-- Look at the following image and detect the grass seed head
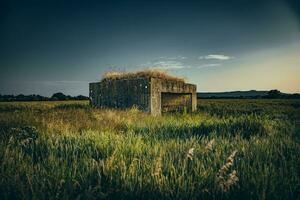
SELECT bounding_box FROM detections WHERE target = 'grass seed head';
[187,148,195,160]
[205,139,215,152]
[216,150,239,192]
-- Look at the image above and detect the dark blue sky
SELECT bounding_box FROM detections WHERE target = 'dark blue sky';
[1,0,300,95]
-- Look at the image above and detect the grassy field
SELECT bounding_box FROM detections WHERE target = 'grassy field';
[0,99,299,199]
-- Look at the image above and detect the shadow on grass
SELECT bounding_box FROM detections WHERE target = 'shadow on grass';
[122,116,271,140]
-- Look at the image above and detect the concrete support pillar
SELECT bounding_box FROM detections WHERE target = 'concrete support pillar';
[191,92,197,112]
[150,88,161,116]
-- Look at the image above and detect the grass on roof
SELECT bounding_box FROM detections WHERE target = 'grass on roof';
[102,69,186,82]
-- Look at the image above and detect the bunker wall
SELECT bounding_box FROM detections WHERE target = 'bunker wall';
[90,77,151,111]
[150,78,197,115]
[161,93,192,113]
[90,77,197,115]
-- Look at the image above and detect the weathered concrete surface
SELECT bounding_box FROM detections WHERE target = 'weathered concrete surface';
[150,78,197,115]
[89,77,197,115]
[161,93,192,113]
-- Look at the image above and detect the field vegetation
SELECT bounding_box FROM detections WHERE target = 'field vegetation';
[0,99,299,199]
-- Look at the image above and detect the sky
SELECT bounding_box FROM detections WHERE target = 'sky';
[0,0,300,96]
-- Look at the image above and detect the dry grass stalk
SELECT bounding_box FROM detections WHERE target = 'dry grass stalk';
[216,150,239,192]
[153,155,164,185]
[102,69,185,82]
[205,139,215,152]
[187,148,194,160]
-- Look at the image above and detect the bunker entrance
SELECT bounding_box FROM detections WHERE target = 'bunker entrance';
[161,92,192,113]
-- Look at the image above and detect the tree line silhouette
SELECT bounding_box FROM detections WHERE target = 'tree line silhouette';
[0,92,89,102]
[1,90,299,102]
[199,90,300,99]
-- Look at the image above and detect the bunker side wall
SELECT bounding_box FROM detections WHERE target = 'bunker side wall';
[150,78,197,115]
[161,93,192,113]
[89,78,151,112]
[89,82,99,106]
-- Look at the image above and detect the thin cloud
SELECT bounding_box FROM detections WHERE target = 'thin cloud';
[197,63,222,69]
[140,60,190,70]
[199,54,233,60]
[152,61,188,70]
[158,55,187,60]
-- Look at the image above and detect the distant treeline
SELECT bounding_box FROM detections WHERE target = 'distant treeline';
[1,89,300,102]
[0,92,89,102]
[198,90,300,99]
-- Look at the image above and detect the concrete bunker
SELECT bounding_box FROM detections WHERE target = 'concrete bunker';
[89,70,197,115]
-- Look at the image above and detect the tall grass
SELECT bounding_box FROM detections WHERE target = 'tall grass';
[0,100,299,199]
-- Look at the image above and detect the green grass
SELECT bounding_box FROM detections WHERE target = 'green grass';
[0,99,299,199]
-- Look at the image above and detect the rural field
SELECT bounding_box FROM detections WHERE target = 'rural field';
[0,99,299,199]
